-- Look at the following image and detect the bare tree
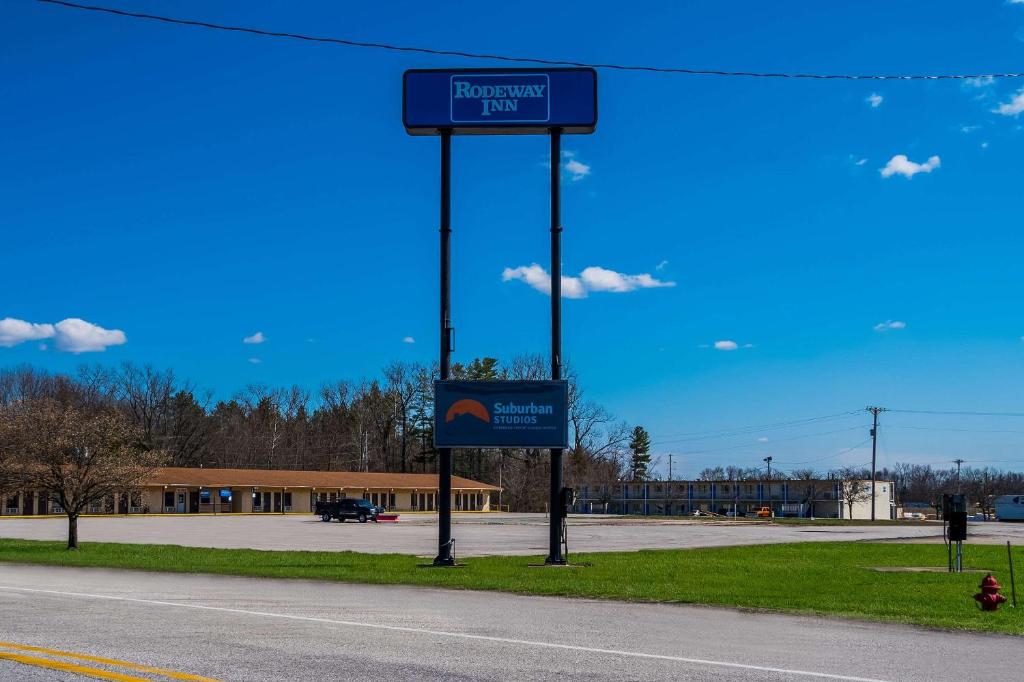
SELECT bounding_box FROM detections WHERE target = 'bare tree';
[0,399,165,549]
[837,466,872,519]
[790,468,819,517]
[384,362,419,473]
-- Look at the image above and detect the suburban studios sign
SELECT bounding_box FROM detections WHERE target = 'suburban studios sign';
[434,381,569,449]
[403,68,597,134]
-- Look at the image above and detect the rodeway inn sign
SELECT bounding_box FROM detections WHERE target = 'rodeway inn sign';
[434,381,569,449]
[404,68,597,134]
[408,66,594,565]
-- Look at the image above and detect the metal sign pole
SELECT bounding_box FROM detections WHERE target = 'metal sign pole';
[434,129,455,566]
[546,128,566,565]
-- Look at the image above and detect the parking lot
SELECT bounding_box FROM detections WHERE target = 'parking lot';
[3,513,1024,556]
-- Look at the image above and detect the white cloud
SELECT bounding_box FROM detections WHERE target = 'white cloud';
[993,88,1024,116]
[403,336,415,344]
[964,76,995,88]
[248,357,262,364]
[854,158,868,166]
[564,158,591,181]
[0,317,125,353]
[866,93,883,108]
[502,263,674,298]
[579,266,675,293]
[874,320,907,332]
[958,124,981,133]
[656,260,668,271]
[52,318,126,353]
[713,340,738,351]
[243,331,265,344]
[880,154,941,179]
[0,318,55,347]
[981,141,990,149]
[757,437,769,443]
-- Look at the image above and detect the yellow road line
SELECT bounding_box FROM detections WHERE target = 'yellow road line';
[0,651,151,681]
[0,642,222,682]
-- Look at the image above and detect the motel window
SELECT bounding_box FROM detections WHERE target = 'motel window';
[5,494,18,509]
[199,490,211,504]
[389,493,395,508]
[164,491,174,508]
[283,492,292,507]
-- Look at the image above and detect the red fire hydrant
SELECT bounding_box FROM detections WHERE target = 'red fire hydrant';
[974,574,1008,611]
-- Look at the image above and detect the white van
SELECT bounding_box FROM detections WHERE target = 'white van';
[994,495,1024,521]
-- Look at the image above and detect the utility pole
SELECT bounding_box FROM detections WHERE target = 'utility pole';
[866,406,886,521]
[954,458,965,494]
[763,456,772,480]
[668,453,674,481]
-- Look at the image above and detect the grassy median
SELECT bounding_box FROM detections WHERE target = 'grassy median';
[0,539,1021,635]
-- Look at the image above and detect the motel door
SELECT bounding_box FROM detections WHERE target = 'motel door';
[176,489,186,513]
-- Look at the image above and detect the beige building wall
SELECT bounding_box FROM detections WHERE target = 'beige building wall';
[2,485,493,515]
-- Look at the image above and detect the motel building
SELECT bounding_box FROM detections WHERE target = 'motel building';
[0,467,499,516]
[574,478,895,520]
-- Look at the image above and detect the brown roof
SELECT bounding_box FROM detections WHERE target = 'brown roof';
[145,467,499,491]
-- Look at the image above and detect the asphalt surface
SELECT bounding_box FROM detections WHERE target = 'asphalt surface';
[0,564,1019,681]
[3,513,1023,556]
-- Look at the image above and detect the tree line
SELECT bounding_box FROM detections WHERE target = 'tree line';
[0,359,629,514]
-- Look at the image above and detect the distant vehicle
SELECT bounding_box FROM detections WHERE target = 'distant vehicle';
[903,512,927,520]
[315,498,379,523]
[755,507,772,518]
[994,495,1024,521]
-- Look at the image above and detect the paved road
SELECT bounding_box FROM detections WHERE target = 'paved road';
[3,514,1022,556]
[0,564,1018,681]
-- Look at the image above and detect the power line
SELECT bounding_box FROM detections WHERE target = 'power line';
[887,425,1024,435]
[656,424,866,454]
[888,409,1024,417]
[773,438,872,467]
[652,411,862,444]
[32,0,1024,81]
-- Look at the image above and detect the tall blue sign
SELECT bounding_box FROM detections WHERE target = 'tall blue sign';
[404,68,597,135]
[434,380,569,448]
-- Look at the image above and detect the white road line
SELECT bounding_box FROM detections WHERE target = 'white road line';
[0,584,892,682]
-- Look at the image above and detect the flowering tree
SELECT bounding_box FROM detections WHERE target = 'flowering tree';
[0,399,164,549]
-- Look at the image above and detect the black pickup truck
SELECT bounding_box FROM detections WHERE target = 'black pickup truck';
[315,498,379,523]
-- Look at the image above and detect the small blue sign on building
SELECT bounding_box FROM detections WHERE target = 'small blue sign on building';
[434,380,569,448]
[404,68,597,135]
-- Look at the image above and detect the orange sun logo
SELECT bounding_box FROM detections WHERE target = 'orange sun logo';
[445,399,490,423]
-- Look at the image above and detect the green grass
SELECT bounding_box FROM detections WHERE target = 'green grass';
[1,539,1021,635]
[623,515,921,526]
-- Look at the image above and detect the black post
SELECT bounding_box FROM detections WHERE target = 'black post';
[434,129,455,566]
[869,407,879,521]
[546,128,566,565]
[1008,541,1018,608]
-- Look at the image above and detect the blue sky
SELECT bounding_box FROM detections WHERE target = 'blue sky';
[3,1,1024,476]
